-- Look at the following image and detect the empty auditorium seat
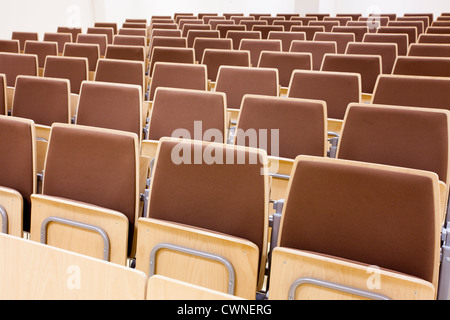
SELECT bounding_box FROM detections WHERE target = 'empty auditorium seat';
[267,31,306,51]
[290,26,325,40]
[309,21,340,32]
[313,32,355,53]
[94,22,118,35]
[252,25,284,40]
[113,35,147,47]
[363,33,409,55]
[418,34,450,44]
[0,40,20,54]
[226,30,261,49]
[427,27,450,35]
[408,43,450,57]
[331,26,369,42]
[192,37,231,63]
[57,27,82,43]
[187,30,220,48]
[77,33,108,57]
[201,48,250,84]
[43,32,72,54]
[87,27,114,44]
[23,41,58,73]
[238,39,282,66]
[63,42,100,75]
[289,40,337,70]
[346,42,398,74]
[377,26,417,45]
[148,47,195,76]
[11,32,38,52]
[392,56,450,77]
[388,21,424,35]
[105,44,146,63]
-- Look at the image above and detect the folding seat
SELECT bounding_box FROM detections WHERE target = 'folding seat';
[209,19,234,30]
[0,40,20,54]
[150,23,178,30]
[23,41,58,75]
[193,38,232,64]
[331,26,368,42]
[234,95,327,209]
[337,103,450,225]
[174,14,195,24]
[359,16,390,28]
[122,22,148,31]
[388,21,424,35]
[363,32,409,55]
[433,21,450,27]
[148,47,195,76]
[11,75,70,177]
[148,62,207,102]
[321,53,382,97]
[370,13,397,21]
[149,36,187,57]
[408,43,450,57]
[135,137,269,299]
[426,27,450,35]
[290,25,325,40]
[215,66,279,126]
[267,31,305,52]
[272,21,303,31]
[238,39,281,67]
[0,115,36,236]
[240,20,268,31]
[43,32,72,54]
[223,13,244,19]
[277,14,300,20]
[0,53,38,113]
[187,30,220,48]
[87,27,114,44]
[252,25,284,40]
[289,40,336,70]
[29,123,143,265]
[268,155,440,300]
[371,75,450,111]
[226,30,261,50]
[113,35,147,47]
[181,24,211,38]
[404,13,433,25]
[119,27,148,40]
[217,25,246,38]
[258,51,312,92]
[57,27,82,43]
[63,43,100,77]
[346,42,397,74]
[0,233,148,300]
[305,14,331,21]
[347,21,379,33]
[309,21,340,32]
[201,48,250,86]
[105,44,146,64]
[11,31,38,52]
[336,14,362,21]
[76,81,143,140]
[43,56,89,119]
[323,16,352,26]
[392,56,450,78]
[398,16,430,30]
[199,13,218,20]
[94,22,118,35]
[418,34,450,44]
[178,19,203,32]
[287,70,361,136]
[77,33,108,57]
[231,16,255,25]
[249,13,271,20]
[377,26,418,45]
[260,16,286,25]
[313,32,355,54]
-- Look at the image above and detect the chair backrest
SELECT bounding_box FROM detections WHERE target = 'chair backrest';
[408,43,450,57]
[43,33,72,54]
[324,16,352,26]
[94,22,118,35]
[113,35,147,47]
[388,21,424,35]
[252,25,284,40]
[418,34,450,44]
[193,38,232,63]
[76,81,142,139]
[201,48,250,82]
[313,32,355,54]
[187,30,220,48]
[398,16,430,29]
[288,70,361,120]
[392,56,450,77]
[23,41,58,69]
[95,59,145,96]
[63,43,100,72]
[87,27,114,44]
[290,26,325,40]
[149,47,195,75]
[216,25,246,38]
[12,76,70,126]
[278,155,440,289]
[267,31,306,51]
[258,51,312,88]
[148,62,207,101]
[0,115,36,231]
[11,32,38,51]
[289,40,336,70]
[235,95,327,159]
[57,27,82,43]
[43,56,89,95]
[363,33,409,55]
[149,29,182,39]
[338,103,450,187]
[77,33,108,56]
[309,21,340,32]
[181,24,211,38]
[321,53,382,94]
[42,123,139,254]
[105,45,146,63]
[377,26,417,45]
[0,53,38,87]
[0,74,5,115]
[427,27,450,34]
[347,21,380,33]
[226,30,261,50]
[306,13,331,21]
[346,42,398,74]
[331,26,369,42]
[149,36,187,55]
[372,74,450,111]
[0,40,20,54]
[147,87,226,142]
[215,66,279,110]
[238,39,282,66]
[119,28,148,39]
[273,20,303,31]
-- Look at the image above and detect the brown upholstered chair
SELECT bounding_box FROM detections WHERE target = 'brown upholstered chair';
[23,41,58,73]
[63,42,100,75]
[0,115,36,235]
[288,70,361,135]
[418,34,450,44]
[337,103,450,224]
[363,33,409,55]
[426,27,450,35]
[388,21,424,35]
[432,21,450,27]
[331,26,369,42]
[392,56,450,77]
[399,16,430,30]
[408,43,450,57]
[309,20,340,32]
[87,27,114,44]
[371,74,450,111]
[290,26,325,40]
[181,24,211,38]
[187,30,220,48]
[324,16,352,26]
[77,33,108,57]
[43,33,72,54]
[290,16,318,25]
[0,40,20,54]
[217,25,246,38]
[269,155,441,300]
[179,19,203,33]
[201,48,250,84]
[148,37,187,58]
[76,81,143,140]
[11,32,38,52]
[289,40,336,70]
[113,35,147,47]
[347,21,380,33]
[122,22,147,30]
[193,38,232,63]
[30,123,141,264]
[135,137,269,299]
[377,26,417,45]
[258,51,312,90]
[277,13,301,20]
[313,32,355,54]
[321,53,382,95]
[346,42,398,74]
[272,20,303,31]
[0,74,6,115]
[241,20,268,31]
[267,31,306,52]
[149,28,181,40]
[119,27,148,40]
[226,30,261,50]
[105,45,146,63]
[252,25,284,40]
[336,14,362,21]
[94,22,118,35]
[209,19,234,30]
[148,46,195,76]
[57,27,82,43]
[238,39,281,66]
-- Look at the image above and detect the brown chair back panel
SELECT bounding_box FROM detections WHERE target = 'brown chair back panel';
[0,40,20,54]
[63,43,100,72]
[95,59,145,91]
[105,45,146,62]
[363,33,409,55]
[289,40,336,70]
[24,41,58,68]
[77,34,108,56]
[11,32,38,51]
[346,42,398,74]
[149,47,195,75]
[314,31,355,53]
[418,34,450,44]
[43,56,88,94]
[408,43,450,57]
[0,53,38,87]
[239,39,282,66]
[392,56,450,78]
[193,38,232,63]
